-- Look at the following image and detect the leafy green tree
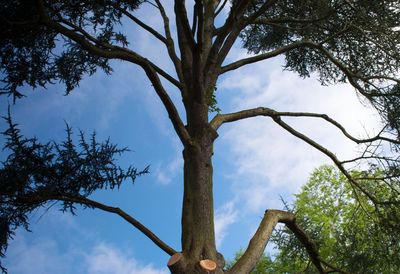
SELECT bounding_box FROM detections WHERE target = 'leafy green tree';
[1,1,400,273]
[272,165,400,273]
[228,166,400,273]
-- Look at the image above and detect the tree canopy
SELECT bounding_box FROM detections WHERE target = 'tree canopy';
[228,165,400,273]
[1,1,400,273]
[273,165,400,273]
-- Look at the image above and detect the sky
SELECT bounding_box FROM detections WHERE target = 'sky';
[1,2,383,274]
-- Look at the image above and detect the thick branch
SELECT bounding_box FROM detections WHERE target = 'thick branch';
[227,210,325,274]
[174,0,195,48]
[214,0,228,18]
[51,194,177,256]
[174,0,195,85]
[141,62,192,146]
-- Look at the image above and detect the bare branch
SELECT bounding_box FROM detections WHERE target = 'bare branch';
[271,116,378,203]
[210,107,400,145]
[210,106,388,203]
[50,194,177,256]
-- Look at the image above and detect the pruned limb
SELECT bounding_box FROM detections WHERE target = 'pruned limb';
[168,253,187,273]
[167,253,217,274]
[227,210,326,274]
[210,106,399,144]
[51,194,177,256]
[199,259,217,272]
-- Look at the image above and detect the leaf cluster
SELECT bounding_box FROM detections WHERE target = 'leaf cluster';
[0,0,143,100]
[0,112,148,273]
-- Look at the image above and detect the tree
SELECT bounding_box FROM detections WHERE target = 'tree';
[1,1,400,273]
[273,165,400,273]
[227,165,400,274]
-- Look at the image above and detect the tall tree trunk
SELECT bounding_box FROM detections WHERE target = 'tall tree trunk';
[168,100,224,273]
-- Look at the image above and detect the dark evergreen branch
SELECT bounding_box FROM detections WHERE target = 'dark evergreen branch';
[37,0,182,89]
[0,113,149,272]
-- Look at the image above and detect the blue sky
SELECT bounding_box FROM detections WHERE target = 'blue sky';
[1,2,382,274]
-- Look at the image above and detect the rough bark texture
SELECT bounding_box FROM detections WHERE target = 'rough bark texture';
[179,99,222,273]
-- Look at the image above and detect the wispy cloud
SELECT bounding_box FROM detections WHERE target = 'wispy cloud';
[85,243,168,274]
[154,156,183,185]
[214,202,238,248]
[5,234,83,274]
[6,233,167,274]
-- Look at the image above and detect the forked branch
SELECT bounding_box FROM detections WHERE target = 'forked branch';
[227,209,348,274]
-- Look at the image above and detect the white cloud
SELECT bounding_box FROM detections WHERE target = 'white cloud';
[5,234,83,274]
[85,243,168,274]
[6,235,167,274]
[214,202,238,248]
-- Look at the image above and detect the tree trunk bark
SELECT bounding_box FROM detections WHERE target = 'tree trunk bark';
[171,101,223,273]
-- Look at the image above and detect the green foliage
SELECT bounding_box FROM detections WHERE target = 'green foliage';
[226,251,276,274]
[0,0,143,100]
[229,166,400,273]
[207,85,221,113]
[0,111,148,273]
[272,165,400,273]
